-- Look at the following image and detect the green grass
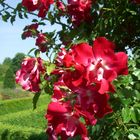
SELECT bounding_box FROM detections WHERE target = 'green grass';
[0,88,32,100]
[0,89,51,139]
[0,122,48,140]
[0,105,47,129]
[0,80,34,100]
[0,94,51,115]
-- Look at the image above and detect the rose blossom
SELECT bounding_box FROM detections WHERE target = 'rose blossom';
[36,33,47,52]
[55,37,128,94]
[46,101,89,140]
[22,0,54,18]
[56,0,66,11]
[67,0,93,25]
[16,57,45,92]
[22,23,39,39]
[45,37,128,139]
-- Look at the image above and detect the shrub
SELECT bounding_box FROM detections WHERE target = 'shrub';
[3,68,15,89]
[11,53,25,74]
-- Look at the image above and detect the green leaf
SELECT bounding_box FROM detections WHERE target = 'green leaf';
[129,128,140,139]
[48,12,55,25]
[16,3,22,11]
[2,15,8,22]
[24,12,28,18]
[10,15,16,24]
[128,134,136,140]
[2,14,10,22]
[18,12,23,19]
[46,63,56,75]
[126,9,137,15]
[32,19,38,22]
[38,22,46,26]
[34,49,40,57]
[133,69,140,80]
[122,107,131,123]
[32,92,41,110]
[73,39,87,45]
[27,48,36,55]
[44,82,53,95]
[130,107,137,123]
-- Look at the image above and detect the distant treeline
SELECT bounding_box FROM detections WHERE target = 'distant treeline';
[0,53,25,89]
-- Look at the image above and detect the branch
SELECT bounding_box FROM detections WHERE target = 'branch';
[2,2,71,29]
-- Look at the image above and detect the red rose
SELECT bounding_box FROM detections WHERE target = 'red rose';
[22,0,54,18]
[55,37,128,94]
[36,33,47,52]
[67,0,92,25]
[22,0,39,11]
[16,57,45,92]
[46,101,89,140]
[56,0,66,11]
[22,23,39,39]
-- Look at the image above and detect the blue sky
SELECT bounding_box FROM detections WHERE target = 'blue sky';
[0,19,35,63]
[0,1,35,63]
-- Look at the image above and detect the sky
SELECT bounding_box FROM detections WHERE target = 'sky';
[0,1,35,63]
[0,19,35,63]
[0,1,61,64]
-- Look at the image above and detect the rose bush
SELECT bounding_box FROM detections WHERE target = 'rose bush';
[43,37,128,139]
[0,0,140,139]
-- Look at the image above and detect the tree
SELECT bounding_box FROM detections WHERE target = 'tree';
[0,57,12,81]
[2,57,12,66]
[11,53,25,74]
[0,64,7,81]
[3,68,15,89]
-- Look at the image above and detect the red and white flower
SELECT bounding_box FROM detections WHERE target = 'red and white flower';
[46,101,89,140]
[22,0,54,18]
[16,57,45,92]
[67,0,93,25]
[22,23,39,39]
[36,33,47,52]
[55,37,128,94]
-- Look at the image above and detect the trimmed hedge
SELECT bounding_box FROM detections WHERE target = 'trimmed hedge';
[0,105,47,129]
[0,122,48,140]
[0,94,50,139]
[0,94,50,115]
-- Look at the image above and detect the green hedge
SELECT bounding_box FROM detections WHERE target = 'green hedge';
[0,122,48,140]
[0,105,47,129]
[0,94,50,115]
